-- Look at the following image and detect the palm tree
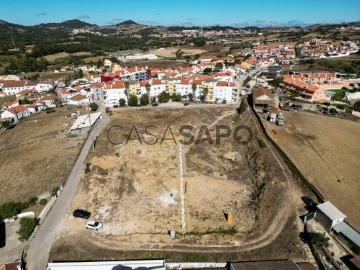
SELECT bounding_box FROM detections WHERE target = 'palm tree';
[145,83,151,98]
[192,83,197,100]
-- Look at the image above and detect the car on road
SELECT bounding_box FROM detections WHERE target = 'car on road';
[73,209,91,219]
[86,220,103,230]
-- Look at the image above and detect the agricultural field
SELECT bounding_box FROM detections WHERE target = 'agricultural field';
[150,47,207,58]
[50,106,308,262]
[0,107,87,204]
[267,111,360,231]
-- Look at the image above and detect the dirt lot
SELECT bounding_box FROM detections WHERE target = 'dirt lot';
[150,47,207,58]
[0,107,86,204]
[267,111,360,230]
[50,105,307,261]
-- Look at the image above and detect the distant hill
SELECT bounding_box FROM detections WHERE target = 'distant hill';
[115,20,138,26]
[37,19,96,29]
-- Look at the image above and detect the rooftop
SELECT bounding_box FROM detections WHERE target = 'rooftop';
[316,201,347,221]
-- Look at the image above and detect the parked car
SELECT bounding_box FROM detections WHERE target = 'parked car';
[152,103,158,106]
[73,209,91,219]
[86,220,103,230]
[301,196,317,210]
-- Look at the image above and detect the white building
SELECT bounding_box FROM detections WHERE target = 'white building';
[103,81,128,106]
[211,81,238,103]
[315,201,347,232]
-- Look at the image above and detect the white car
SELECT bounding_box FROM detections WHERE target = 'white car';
[85,220,103,230]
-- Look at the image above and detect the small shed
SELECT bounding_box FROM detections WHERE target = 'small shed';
[333,222,360,253]
[315,201,346,232]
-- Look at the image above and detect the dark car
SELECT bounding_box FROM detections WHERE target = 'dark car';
[152,103,158,106]
[73,209,91,219]
[301,196,317,209]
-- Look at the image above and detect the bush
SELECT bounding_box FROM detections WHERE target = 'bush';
[258,139,267,148]
[113,104,119,108]
[17,217,36,241]
[128,94,138,106]
[89,102,99,111]
[119,98,126,107]
[39,199,48,206]
[27,197,38,206]
[158,91,171,103]
[140,93,150,106]
[0,201,26,220]
[309,232,330,249]
[50,186,59,197]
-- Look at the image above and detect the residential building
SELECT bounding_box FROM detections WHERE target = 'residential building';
[315,201,346,232]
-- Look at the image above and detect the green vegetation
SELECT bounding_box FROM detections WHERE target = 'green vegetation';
[203,67,213,75]
[89,102,99,111]
[309,232,330,249]
[0,202,25,220]
[140,94,150,106]
[1,120,12,129]
[354,100,360,112]
[269,76,283,87]
[119,98,126,107]
[85,162,91,174]
[17,217,36,241]
[328,89,347,102]
[171,93,182,102]
[128,94,138,106]
[39,198,48,206]
[50,186,60,197]
[258,139,267,148]
[158,91,171,103]
[237,101,247,114]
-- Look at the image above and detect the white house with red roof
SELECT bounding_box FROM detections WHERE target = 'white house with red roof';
[103,81,128,106]
[212,81,238,103]
[68,94,90,106]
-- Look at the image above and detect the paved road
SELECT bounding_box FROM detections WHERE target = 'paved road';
[25,104,110,270]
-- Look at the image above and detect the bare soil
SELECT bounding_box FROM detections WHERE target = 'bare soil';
[50,106,307,261]
[0,107,86,204]
[267,111,360,231]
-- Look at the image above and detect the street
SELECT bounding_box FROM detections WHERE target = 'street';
[25,104,110,270]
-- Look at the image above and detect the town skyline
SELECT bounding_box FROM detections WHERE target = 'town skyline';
[0,0,359,27]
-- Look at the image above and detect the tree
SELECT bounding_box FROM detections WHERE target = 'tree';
[145,83,151,97]
[175,49,184,59]
[119,98,126,107]
[128,94,138,106]
[192,83,197,98]
[1,120,12,129]
[158,91,171,103]
[140,93,150,106]
[17,217,36,241]
[309,232,330,249]
[203,68,213,75]
[194,54,201,60]
[187,93,193,101]
[89,102,99,111]
[215,62,223,70]
[171,93,182,102]
[0,201,25,220]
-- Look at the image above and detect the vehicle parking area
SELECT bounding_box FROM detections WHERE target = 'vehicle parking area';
[50,107,306,261]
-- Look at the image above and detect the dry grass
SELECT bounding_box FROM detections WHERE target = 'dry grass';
[42,52,69,61]
[0,107,87,204]
[50,107,306,261]
[267,111,360,231]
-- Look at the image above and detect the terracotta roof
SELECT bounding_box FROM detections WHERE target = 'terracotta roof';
[70,94,87,101]
[0,263,20,270]
[13,105,28,112]
[253,88,274,99]
[1,80,26,88]
[104,81,125,89]
[216,81,229,87]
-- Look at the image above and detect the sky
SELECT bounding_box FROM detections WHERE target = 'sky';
[0,0,359,27]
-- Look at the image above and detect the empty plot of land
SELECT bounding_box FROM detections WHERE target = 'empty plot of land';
[50,106,306,261]
[0,107,86,204]
[267,111,360,230]
[150,47,207,58]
